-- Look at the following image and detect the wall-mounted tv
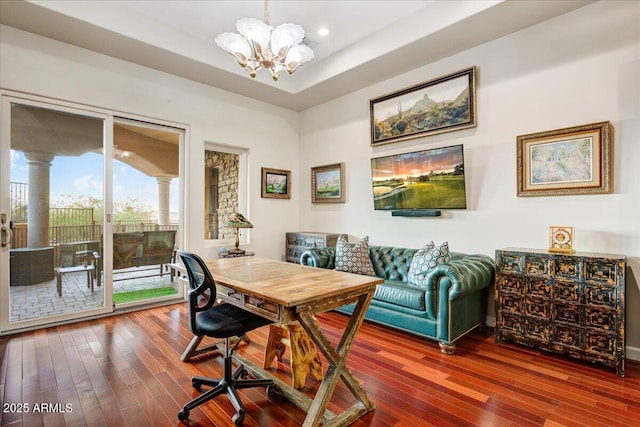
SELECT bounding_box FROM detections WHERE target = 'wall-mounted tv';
[371,144,466,211]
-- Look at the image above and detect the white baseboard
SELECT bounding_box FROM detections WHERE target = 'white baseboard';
[626,345,640,362]
[484,316,640,362]
[486,315,496,327]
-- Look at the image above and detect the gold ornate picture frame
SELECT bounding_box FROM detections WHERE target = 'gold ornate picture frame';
[311,162,345,203]
[517,121,612,197]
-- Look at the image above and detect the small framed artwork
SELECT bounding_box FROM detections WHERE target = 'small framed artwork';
[261,167,291,199]
[549,226,574,254]
[517,121,612,197]
[370,66,476,146]
[311,162,345,203]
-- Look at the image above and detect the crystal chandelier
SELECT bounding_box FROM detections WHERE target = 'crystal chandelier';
[215,0,314,81]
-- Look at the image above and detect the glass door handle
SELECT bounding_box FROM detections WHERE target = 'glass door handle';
[1,213,11,248]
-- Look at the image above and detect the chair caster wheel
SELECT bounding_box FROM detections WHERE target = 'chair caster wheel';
[240,369,249,379]
[232,410,245,426]
[177,408,189,422]
[266,384,277,397]
[192,379,202,391]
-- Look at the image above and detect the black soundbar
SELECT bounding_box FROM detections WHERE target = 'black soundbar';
[391,210,441,217]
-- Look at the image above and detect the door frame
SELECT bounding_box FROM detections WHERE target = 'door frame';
[0,92,114,332]
[0,90,188,334]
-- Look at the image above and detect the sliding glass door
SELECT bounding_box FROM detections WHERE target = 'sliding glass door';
[0,96,113,331]
[110,118,181,307]
[0,95,184,332]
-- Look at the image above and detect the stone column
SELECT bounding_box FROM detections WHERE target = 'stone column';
[24,151,54,248]
[157,176,172,226]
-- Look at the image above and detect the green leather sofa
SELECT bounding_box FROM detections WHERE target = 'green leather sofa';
[300,246,495,353]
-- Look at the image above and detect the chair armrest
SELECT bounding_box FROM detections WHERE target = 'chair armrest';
[300,247,336,269]
[426,254,495,301]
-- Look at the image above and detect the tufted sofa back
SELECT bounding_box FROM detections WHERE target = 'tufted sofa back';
[300,244,468,284]
[369,246,418,281]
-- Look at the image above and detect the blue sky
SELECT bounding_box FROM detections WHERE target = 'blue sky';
[10,150,179,215]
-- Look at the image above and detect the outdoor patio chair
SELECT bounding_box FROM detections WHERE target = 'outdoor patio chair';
[112,232,144,269]
[58,240,101,287]
[141,230,176,275]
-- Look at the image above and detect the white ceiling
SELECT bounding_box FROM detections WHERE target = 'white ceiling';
[0,0,594,111]
[115,0,435,64]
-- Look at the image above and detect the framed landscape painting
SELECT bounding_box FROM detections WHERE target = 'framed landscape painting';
[261,167,291,199]
[311,163,345,203]
[370,66,476,146]
[517,121,612,197]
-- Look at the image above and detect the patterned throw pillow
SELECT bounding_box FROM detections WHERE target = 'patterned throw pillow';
[407,241,450,287]
[335,235,376,276]
[407,241,435,284]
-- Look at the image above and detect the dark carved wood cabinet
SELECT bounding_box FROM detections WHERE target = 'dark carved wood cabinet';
[285,232,342,264]
[495,248,626,376]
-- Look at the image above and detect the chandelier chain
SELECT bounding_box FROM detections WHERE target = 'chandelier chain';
[264,0,270,26]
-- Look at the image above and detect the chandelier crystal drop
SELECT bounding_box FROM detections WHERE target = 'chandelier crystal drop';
[215,0,314,81]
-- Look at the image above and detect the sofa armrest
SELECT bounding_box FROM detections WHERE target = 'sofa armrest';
[426,254,495,301]
[300,247,336,268]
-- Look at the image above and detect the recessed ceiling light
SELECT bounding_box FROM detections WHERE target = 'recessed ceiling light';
[317,27,329,36]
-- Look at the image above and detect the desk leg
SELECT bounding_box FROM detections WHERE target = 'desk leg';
[264,323,323,390]
[297,292,375,427]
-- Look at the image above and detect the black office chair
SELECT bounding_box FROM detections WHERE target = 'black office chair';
[176,250,274,425]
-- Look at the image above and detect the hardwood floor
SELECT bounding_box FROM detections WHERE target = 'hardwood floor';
[1,303,638,427]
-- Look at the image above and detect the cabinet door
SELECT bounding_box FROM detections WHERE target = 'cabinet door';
[552,323,582,349]
[584,259,620,285]
[497,273,524,294]
[584,329,617,357]
[525,317,551,341]
[553,257,582,281]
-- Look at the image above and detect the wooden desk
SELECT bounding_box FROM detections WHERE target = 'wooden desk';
[205,256,382,427]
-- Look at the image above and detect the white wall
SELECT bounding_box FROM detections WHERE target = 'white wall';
[0,25,300,262]
[299,1,640,352]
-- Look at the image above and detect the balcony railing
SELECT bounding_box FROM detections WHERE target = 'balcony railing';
[11,221,179,248]
[10,222,179,267]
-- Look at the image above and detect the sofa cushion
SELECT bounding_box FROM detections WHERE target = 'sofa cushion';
[335,235,376,276]
[407,241,451,287]
[369,246,417,281]
[373,280,426,311]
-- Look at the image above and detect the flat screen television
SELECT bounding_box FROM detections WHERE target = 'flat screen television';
[371,144,466,211]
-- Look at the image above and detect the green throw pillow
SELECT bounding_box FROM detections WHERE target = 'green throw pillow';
[335,235,376,276]
[407,241,450,287]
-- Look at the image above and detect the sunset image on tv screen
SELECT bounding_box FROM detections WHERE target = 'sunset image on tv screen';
[371,144,466,210]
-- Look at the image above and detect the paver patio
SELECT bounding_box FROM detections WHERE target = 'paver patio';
[9,265,181,322]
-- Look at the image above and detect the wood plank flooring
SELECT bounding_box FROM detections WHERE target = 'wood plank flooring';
[1,303,639,427]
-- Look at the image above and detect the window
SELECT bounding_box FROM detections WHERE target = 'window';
[204,144,248,242]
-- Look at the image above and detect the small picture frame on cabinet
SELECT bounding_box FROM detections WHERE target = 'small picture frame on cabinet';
[548,226,574,254]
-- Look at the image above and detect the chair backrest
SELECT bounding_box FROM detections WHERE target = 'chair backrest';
[112,232,144,269]
[176,250,217,335]
[58,240,101,267]
[142,230,177,264]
